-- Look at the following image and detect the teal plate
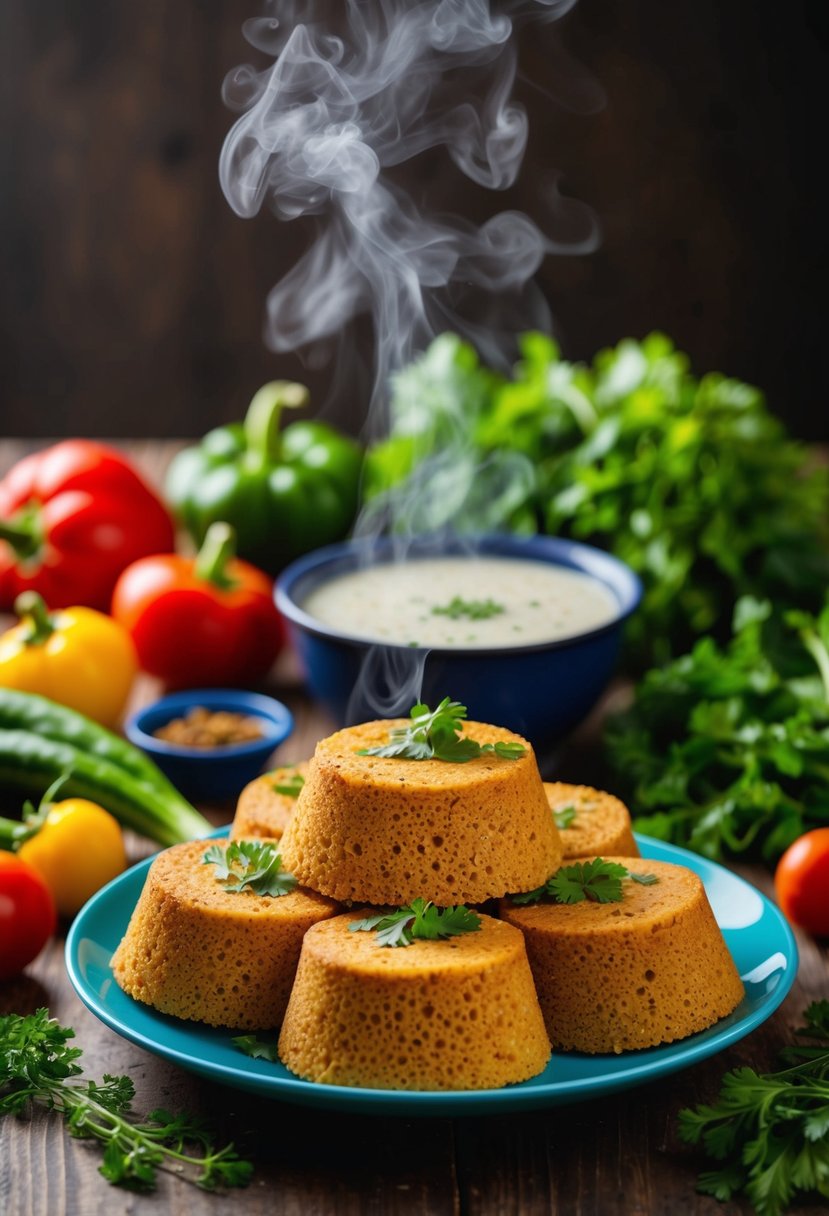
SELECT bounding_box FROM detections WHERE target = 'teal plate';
[65,833,797,1115]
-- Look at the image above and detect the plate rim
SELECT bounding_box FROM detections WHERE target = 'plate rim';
[65,832,798,1114]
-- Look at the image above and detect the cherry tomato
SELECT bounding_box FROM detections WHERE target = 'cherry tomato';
[0,851,57,980]
[774,828,829,938]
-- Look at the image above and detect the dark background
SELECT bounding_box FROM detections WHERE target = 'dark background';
[0,0,826,440]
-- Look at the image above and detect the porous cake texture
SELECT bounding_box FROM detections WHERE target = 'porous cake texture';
[500,857,744,1054]
[230,762,310,842]
[545,783,639,859]
[279,720,562,905]
[111,840,339,1030]
[278,912,551,1089]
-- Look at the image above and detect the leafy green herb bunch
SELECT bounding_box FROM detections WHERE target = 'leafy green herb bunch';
[605,597,829,862]
[364,332,829,667]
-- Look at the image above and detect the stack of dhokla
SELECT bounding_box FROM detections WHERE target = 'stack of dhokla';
[276,719,558,1088]
[112,715,745,1089]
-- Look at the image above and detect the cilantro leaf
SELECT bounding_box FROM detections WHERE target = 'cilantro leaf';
[0,1010,253,1192]
[273,771,305,798]
[548,859,629,904]
[553,804,577,830]
[349,898,482,947]
[203,840,297,898]
[511,860,658,906]
[232,1035,281,1062]
[357,698,526,763]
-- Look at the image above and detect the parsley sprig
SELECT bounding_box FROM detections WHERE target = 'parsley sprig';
[357,698,526,763]
[349,898,482,947]
[431,596,505,621]
[679,1001,829,1216]
[203,840,297,897]
[0,1010,252,1192]
[512,858,658,905]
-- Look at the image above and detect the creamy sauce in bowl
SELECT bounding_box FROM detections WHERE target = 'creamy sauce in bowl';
[300,556,619,649]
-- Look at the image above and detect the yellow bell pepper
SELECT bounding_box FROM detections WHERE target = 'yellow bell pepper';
[17,798,127,918]
[0,591,137,727]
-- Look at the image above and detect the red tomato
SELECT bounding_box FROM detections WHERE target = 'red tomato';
[111,523,283,688]
[0,851,57,980]
[774,828,829,938]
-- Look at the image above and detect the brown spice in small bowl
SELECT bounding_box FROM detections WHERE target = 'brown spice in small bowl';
[153,706,265,749]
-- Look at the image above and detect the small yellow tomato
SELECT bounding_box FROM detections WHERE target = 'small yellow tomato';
[18,799,127,917]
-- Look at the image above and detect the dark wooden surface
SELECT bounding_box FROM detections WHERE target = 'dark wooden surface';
[0,1,827,441]
[1,441,827,1216]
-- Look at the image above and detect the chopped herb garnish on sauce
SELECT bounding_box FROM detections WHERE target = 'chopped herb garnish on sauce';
[203,841,297,898]
[511,859,658,906]
[357,697,526,763]
[349,898,482,947]
[431,596,505,621]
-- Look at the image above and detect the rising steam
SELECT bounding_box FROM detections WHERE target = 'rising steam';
[221,0,599,719]
[220,0,598,429]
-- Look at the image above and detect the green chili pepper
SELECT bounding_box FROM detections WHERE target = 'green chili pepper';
[0,690,211,846]
[165,382,363,574]
[0,688,178,795]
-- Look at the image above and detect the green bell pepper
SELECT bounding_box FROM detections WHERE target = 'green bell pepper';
[165,382,363,574]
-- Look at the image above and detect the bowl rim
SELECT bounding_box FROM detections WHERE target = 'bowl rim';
[124,688,294,761]
[275,533,643,657]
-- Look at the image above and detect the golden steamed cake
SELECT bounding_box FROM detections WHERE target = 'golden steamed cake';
[278,912,551,1089]
[500,857,744,1054]
[111,840,339,1030]
[545,783,639,859]
[279,719,562,906]
[230,762,310,842]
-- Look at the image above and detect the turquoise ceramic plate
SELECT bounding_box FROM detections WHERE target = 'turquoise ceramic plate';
[66,834,797,1115]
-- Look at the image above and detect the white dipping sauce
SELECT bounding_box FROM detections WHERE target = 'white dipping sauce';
[301,556,618,649]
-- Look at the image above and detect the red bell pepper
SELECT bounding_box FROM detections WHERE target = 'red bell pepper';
[0,441,175,612]
[111,523,284,687]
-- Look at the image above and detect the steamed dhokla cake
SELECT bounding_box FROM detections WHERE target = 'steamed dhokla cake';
[545,783,639,859]
[230,762,310,842]
[500,858,744,1054]
[111,840,339,1030]
[279,720,562,905]
[278,912,551,1089]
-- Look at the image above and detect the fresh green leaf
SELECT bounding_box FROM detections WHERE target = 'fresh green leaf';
[203,840,297,898]
[0,1010,253,1192]
[272,772,305,798]
[357,698,526,763]
[232,1035,281,1062]
[510,859,658,905]
[349,897,481,947]
[678,1002,829,1216]
[606,599,829,862]
[552,804,576,830]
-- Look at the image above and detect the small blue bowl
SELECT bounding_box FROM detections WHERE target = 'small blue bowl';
[276,534,641,759]
[124,689,294,804]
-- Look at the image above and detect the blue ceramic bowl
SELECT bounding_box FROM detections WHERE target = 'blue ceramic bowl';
[275,534,641,758]
[124,689,294,804]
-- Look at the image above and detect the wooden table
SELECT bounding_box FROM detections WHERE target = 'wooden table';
[0,440,826,1216]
